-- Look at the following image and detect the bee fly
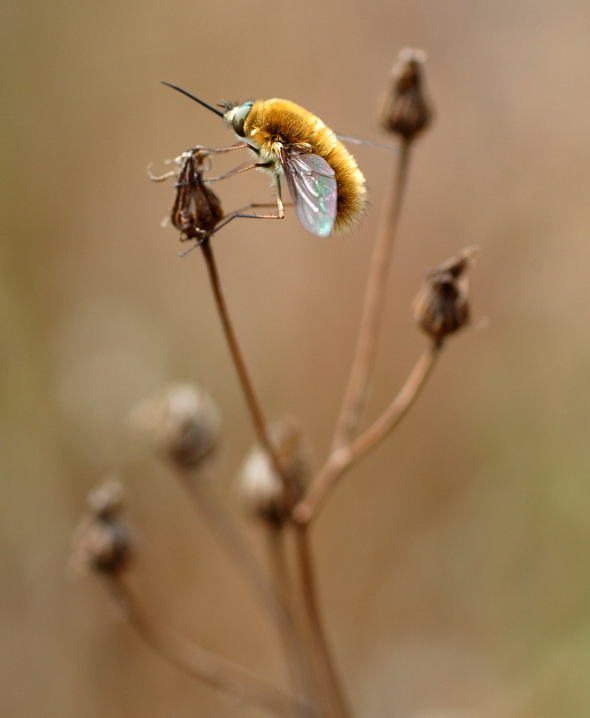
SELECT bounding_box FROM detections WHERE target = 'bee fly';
[162,82,367,238]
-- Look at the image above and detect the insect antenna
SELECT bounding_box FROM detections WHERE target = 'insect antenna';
[161,82,225,118]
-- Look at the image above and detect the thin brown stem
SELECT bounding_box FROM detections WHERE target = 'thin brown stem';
[174,465,289,632]
[200,240,291,498]
[347,340,441,462]
[105,574,310,718]
[332,138,412,450]
[266,525,319,714]
[294,341,441,524]
[200,240,347,716]
[177,470,317,717]
[294,524,352,718]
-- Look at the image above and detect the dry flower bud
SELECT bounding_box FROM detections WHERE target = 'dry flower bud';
[129,384,221,469]
[379,48,433,140]
[70,479,133,577]
[238,418,311,525]
[171,150,224,241]
[413,246,480,342]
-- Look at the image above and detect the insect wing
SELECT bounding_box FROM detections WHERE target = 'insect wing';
[282,151,337,237]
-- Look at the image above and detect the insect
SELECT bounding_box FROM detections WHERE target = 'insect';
[162,82,367,238]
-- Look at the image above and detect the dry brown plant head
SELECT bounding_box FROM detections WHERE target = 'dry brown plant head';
[413,246,480,342]
[70,479,134,577]
[171,150,224,241]
[238,418,311,526]
[379,48,433,140]
[129,384,221,470]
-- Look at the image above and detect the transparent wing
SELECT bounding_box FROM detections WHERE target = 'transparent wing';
[336,133,399,154]
[281,150,337,238]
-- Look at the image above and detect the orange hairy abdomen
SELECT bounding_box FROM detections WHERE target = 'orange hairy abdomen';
[243,99,367,232]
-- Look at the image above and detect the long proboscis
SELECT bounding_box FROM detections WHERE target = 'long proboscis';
[161,81,225,118]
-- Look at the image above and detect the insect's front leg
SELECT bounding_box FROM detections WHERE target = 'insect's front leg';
[185,142,249,154]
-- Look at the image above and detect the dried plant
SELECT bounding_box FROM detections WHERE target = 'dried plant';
[72,48,480,717]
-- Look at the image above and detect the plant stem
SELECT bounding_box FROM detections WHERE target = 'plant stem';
[200,240,291,497]
[346,340,441,461]
[294,524,352,718]
[266,525,319,714]
[176,466,317,717]
[174,465,289,633]
[105,575,310,718]
[200,240,348,716]
[332,138,412,450]
[294,341,441,524]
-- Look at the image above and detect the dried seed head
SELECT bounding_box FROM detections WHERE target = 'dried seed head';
[129,384,221,469]
[413,246,480,343]
[87,478,125,519]
[171,150,224,241]
[238,418,311,526]
[379,48,433,141]
[70,478,133,577]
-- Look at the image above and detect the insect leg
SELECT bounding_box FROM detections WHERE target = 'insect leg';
[185,142,249,154]
[178,202,291,257]
[201,161,261,183]
[275,176,285,219]
[211,202,287,229]
[202,160,275,184]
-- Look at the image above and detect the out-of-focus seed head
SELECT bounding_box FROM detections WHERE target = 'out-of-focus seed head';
[129,384,221,469]
[238,418,311,526]
[413,246,480,343]
[87,478,125,520]
[379,48,433,141]
[70,478,133,577]
[171,150,224,241]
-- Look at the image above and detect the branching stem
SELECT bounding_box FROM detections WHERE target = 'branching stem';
[295,138,415,524]
[346,340,441,461]
[200,239,351,717]
[294,341,441,524]
[105,575,310,718]
[332,138,412,450]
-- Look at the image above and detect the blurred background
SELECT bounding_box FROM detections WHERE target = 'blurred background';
[2,0,590,716]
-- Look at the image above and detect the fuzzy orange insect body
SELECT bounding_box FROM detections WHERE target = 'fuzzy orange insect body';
[161,83,367,237]
[233,99,367,234]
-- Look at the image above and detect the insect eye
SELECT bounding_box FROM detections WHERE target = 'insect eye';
[230,102,253,137]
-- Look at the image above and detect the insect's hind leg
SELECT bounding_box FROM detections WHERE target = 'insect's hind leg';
[179,201,293,258]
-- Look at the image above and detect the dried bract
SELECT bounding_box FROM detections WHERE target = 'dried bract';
[171,150,224,241]
[379,48,433,141]
[130,384,221,469]
[238,418,311,525]
[413,246,480,343]
[70,479,133,577]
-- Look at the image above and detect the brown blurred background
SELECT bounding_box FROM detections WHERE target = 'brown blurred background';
[2,0,590,716]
